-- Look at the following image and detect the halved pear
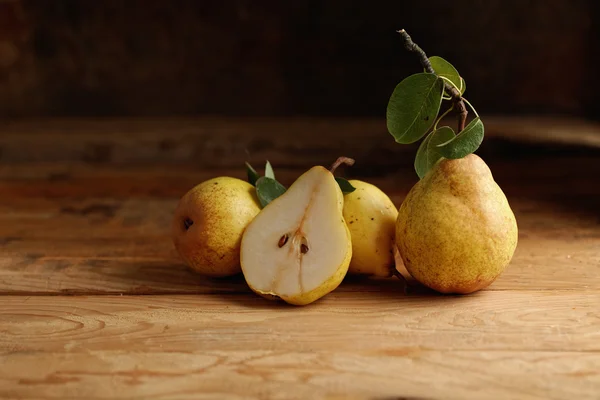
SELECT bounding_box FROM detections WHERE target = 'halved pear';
[240,166,352,305]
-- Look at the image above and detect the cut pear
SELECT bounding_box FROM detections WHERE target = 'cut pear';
[240,166,352,305]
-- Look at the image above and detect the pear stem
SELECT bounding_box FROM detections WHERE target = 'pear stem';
[397,29,468,133]
[329,157,355,174]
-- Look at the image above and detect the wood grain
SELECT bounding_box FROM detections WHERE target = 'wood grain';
[1,294,599,400]
[0,234,598,295]
[2,350,598,400]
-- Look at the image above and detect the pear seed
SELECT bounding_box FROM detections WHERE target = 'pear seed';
[300,243,309,254]
[278,234,289,248]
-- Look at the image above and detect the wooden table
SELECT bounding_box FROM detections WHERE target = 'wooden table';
[1,119,599,399]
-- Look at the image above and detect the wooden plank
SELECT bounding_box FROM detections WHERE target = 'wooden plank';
[484,115,600,148]
[0,156,598,235]
[1,292,598,352]
[1,117,599,166]
[2,195,598,239]
[0,235,598,295]
[0,293,599,399]
[0,198,178,239]
[1,153,599,204]
[0,118,398,167]
[0,155,598,188]
[0,255,248,295]
[1,350,598,400]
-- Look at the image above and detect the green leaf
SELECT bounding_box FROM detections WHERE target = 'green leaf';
[437,117,484,159]
[255,177,286,208]
[414,126,456,179]
[335,177,356,194]
[460,77,466,95]
[246,162,260,186]
[429,56,462,94]
[265,160,275,180]
[387,73,444,144]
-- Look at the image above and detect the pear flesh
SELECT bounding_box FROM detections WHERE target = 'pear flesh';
[172,177,261,277]
[343,180,398,277]
[241,166,352,305]
[396,154,518,294]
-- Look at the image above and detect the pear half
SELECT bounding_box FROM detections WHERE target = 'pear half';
[241,166,352,305]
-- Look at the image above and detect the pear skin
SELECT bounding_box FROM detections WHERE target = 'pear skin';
[172,177,261,277]
[396,154,518,294]
[241,166,352,305]
[343,180,398,277]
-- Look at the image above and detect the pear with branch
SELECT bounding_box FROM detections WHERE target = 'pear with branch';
[388,30,518,294]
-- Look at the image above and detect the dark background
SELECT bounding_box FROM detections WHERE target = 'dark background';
[1,0,598,119]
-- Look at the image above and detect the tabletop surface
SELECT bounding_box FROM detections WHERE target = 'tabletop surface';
[0,119,599,400]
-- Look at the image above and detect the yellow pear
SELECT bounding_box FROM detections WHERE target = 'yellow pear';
[343,180,398,276]
[172,177,261,277]
[396,154,518,294]
[240,166,352,305]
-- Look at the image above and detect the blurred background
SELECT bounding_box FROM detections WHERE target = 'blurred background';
[1,0,598,118]
[0,0,599,171]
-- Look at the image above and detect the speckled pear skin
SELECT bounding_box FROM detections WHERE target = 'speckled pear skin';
[343,180,398,277]
[396,154,518,294]
[172,177,261,277]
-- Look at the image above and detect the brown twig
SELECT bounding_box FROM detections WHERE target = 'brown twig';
[397,29,468,133]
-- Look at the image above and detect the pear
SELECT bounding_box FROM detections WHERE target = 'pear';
[240,166,352,305]
[396,154,518,294]
[172,177,261,277]
[343,180,398,276]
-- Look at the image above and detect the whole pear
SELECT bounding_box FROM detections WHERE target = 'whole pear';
[343,180,398,277]
[396,154,518,294]
[172,177,261,277]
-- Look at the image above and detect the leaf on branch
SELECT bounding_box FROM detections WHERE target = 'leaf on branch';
[414,126,456,179]
[436,117,484,159]
[386,73,444,144]
[429,56,462,94]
